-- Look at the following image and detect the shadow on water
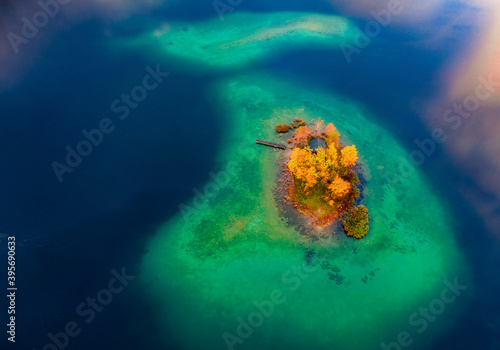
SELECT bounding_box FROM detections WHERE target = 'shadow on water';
[18,185,212,350]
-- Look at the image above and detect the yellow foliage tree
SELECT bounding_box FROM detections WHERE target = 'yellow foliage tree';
[340,145,358,168]
[288,147,310,181]
[326,145,338,168]
[288,147,318,191]
[315,147,331,184]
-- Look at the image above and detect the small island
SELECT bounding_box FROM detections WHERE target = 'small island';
[279,118,370,239]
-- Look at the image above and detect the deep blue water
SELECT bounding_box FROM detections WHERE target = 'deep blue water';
[0,1,499,349]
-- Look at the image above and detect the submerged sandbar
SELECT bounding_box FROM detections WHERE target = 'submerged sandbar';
[121,12,359,70]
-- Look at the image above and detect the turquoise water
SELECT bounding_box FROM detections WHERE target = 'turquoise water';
[4,2,499,350]
[139,68,470,349]
[121,11,359,72]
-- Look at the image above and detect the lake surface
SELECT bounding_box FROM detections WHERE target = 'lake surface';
[0,1,498,350]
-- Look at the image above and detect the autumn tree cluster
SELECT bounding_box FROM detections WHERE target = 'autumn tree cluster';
[285,119,369,238]
[288,122,358,204]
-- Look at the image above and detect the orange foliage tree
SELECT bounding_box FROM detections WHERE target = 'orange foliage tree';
[294,126,311,148]
[340,145,358,168]
[325,123,336,135]
[328,175,351,198]
[325,123,340,144]
[288,147,317,191]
